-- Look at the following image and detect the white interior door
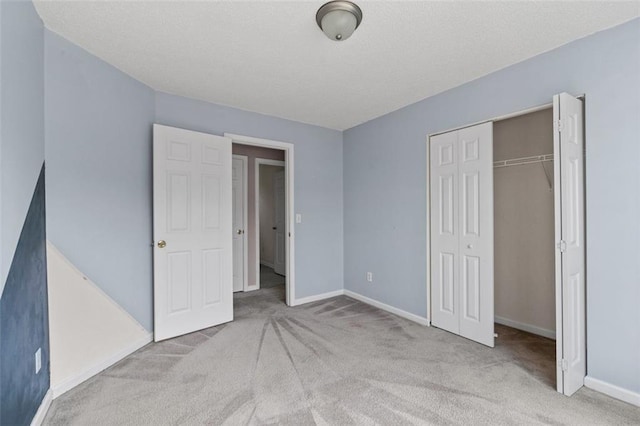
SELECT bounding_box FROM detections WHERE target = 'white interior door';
[273,169,286,276]
[232,155,247,292]
[430,130,460,335]
[430,122,494,347]
[554,93,586,396]
[153,124,233,342]
[457,123,494,348]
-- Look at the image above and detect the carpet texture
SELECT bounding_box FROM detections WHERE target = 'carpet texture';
[259,265,285,289]
[44,287,639,425]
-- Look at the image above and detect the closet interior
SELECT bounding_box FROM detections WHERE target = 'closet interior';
[493,107,556,387]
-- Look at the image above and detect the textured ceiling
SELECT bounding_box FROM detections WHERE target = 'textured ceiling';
[34,1,639,130]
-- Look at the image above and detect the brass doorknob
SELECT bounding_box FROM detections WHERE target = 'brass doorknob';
[157,240,166,248]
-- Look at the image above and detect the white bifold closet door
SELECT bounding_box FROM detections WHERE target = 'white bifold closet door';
[430,122,494,347]
[554,93,586,396]
[153,124,233,342]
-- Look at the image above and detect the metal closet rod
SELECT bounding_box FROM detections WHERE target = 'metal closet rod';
[493,153,554,168]
[493,154,554,191]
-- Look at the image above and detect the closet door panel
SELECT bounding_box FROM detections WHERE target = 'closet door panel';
[462,172,480,236]
[554,93,586,396]
[457,122,494,347]
[462,254,480,322]
[430,131,460,335]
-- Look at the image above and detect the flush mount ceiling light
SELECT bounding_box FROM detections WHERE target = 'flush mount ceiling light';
[316,1,363,42]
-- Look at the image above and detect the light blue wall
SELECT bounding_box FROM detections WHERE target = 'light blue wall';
[0,1,50,424]
[44,31,344,330]
[343,19,640,393]
[0,0,45,292]
[45,31,156,330]
[155,92,344,299]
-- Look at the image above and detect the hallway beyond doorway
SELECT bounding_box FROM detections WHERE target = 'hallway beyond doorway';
[260,264,285,289]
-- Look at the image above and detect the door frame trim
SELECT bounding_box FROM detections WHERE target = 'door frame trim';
[255,158,286,291]
[225,133,295,306]
[232,154,249,292]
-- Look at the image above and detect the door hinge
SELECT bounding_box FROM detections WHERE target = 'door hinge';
[559,359,568,371]
[557,240,567,253]
[554,119,563,133]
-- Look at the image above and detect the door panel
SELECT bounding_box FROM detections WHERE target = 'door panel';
[168,251,191,313]
[439,252,455,314]
[168,173,190,231]
[439,174,455,235]
[462,172,479,236]
[554,93,586,396]
[203,175,221,230]
[203,249,222,306]
[458,123,494,347]
[430,131,459,334]
[430,123,493,347]
[232,156,246,292]
[567,159,580,246]
[153,124,233,342]
[462,255,480,322]
[273,169,286,276]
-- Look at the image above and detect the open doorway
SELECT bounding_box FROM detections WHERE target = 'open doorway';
[152,126,296,343]
[493,107,557,389]
[257,160,286,294]
[228,135,294,306]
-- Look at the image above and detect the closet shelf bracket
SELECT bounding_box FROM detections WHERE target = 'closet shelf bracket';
[494,153,554,191]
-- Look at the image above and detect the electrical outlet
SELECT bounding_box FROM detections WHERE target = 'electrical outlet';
[366,272,373,282]
[35,348,41,374]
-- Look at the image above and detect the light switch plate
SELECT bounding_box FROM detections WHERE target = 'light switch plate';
[296,214,302,223]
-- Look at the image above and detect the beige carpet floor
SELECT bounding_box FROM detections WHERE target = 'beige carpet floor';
[44,287,639,425]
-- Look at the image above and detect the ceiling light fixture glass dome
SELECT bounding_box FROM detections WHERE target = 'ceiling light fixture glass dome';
[316,1,363,42]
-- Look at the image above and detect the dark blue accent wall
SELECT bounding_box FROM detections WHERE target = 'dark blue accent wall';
[0,165,49,426]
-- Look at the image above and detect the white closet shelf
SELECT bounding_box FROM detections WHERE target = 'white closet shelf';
[493,154,554,168]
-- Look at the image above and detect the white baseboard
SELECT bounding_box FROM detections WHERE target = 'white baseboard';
[585,376,640,407]
[293,289,344,306]
[495,316,556,340]
[52,333,152,398]
[260,261,274,269]
[30,389,53,426]
[344,290,430,326]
